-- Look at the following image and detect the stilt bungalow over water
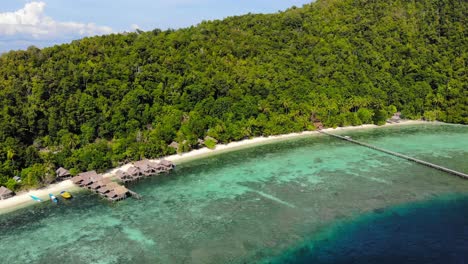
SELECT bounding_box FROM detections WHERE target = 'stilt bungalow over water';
[88,178,112,191]
[105,186,129,201]
[115,170,133,183]
[71,170,99,185]
[97,182,121,195]
[70,159,175,202]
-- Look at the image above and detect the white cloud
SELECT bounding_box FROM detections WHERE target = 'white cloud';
[130,24,140,31]
[0,1,113,40]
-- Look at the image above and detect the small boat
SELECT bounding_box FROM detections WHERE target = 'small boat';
[60,191,72,199]
[49,193,58,203]
[30,195,42,202]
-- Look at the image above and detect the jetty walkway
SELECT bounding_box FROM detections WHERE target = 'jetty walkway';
[319,130,468,179]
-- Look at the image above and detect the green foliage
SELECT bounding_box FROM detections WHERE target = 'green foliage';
[204,138,217,149]
[5,178,18,191]
[357,108,374,124]
[423,111,438,121]
[374,110,389,126]
[0,0,467,188]
[21,163,53,188]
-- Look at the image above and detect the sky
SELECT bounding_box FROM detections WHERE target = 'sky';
[0,0,311,53]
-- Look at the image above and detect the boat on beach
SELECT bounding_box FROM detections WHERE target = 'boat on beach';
[49,193,58,203]
[30,195,42,202]
[60,191,72,199]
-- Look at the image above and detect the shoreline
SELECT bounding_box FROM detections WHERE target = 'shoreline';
[0,120,430,214]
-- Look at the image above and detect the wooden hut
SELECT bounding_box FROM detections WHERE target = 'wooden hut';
[56,167,71,180]
[115,170,133,183]
[71,175,84,184]
[78,170,99,179]
[0,186,14,200]
[106,186,129,201]
[79,173,103,187]
[88,178,112,191]
[72,170,100,185]
[133,160,154,176]
[98,182,120,194]
[159,159,175,170]
[127,166,142,179]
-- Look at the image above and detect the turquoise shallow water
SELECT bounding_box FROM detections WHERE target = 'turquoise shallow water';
[0,124,467,263]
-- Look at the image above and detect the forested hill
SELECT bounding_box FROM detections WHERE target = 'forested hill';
[0,0,467,189]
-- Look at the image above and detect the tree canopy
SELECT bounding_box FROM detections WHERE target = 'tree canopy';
[0,0,466,188]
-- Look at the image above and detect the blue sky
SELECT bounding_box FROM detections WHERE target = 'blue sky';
[0,0,311,53]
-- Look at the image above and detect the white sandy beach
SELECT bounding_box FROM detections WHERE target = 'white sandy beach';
[0,120,429,214]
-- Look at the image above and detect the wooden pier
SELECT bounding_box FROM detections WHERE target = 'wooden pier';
[318,130,468,179]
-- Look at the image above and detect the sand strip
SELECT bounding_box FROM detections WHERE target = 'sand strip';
[0,120,430,214]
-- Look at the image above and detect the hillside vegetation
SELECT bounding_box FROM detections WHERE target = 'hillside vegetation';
[0,0,466,189]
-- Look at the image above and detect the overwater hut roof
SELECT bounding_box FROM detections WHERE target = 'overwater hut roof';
[105,191,117,198]
[89,178,111,190]
[159,159,174,168]
[127,166,141,176]
[80,178,93,186]
[100,178,112,185]
[134,160,152,172]
[98,182,120,193]
[89,182,101,189]
[78,170,99,179]
[56,167,71,178]
[0,186,13,197]
[71,176,83,184]
[114,186,129,196]
[106,186,128,200]
[81,174,103,186]
[115,170,128,179]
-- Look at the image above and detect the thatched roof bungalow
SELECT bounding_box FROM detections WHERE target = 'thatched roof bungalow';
[127,166,142,178]
[133,160,154,176]
[0,186,14,200]
[72,170,100,185]
[88,178,112,190]
[78,171,99,179]
[79,174,103,187]
[56,167,71,179]
[106,186,129,201]
[98,182,120,194]
[159,159,175,169]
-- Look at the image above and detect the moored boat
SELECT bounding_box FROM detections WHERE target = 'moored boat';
[49,193,58,203]
[30,195,42,202]
[60,191,72,199]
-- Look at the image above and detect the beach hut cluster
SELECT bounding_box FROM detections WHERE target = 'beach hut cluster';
[68,159,174,202]
[71,171,130,201]
[115,159,175,184]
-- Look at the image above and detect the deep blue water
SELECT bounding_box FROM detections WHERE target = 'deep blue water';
[268,195,468,264]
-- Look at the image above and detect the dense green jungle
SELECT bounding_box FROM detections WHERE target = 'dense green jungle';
[0,0,466,189]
